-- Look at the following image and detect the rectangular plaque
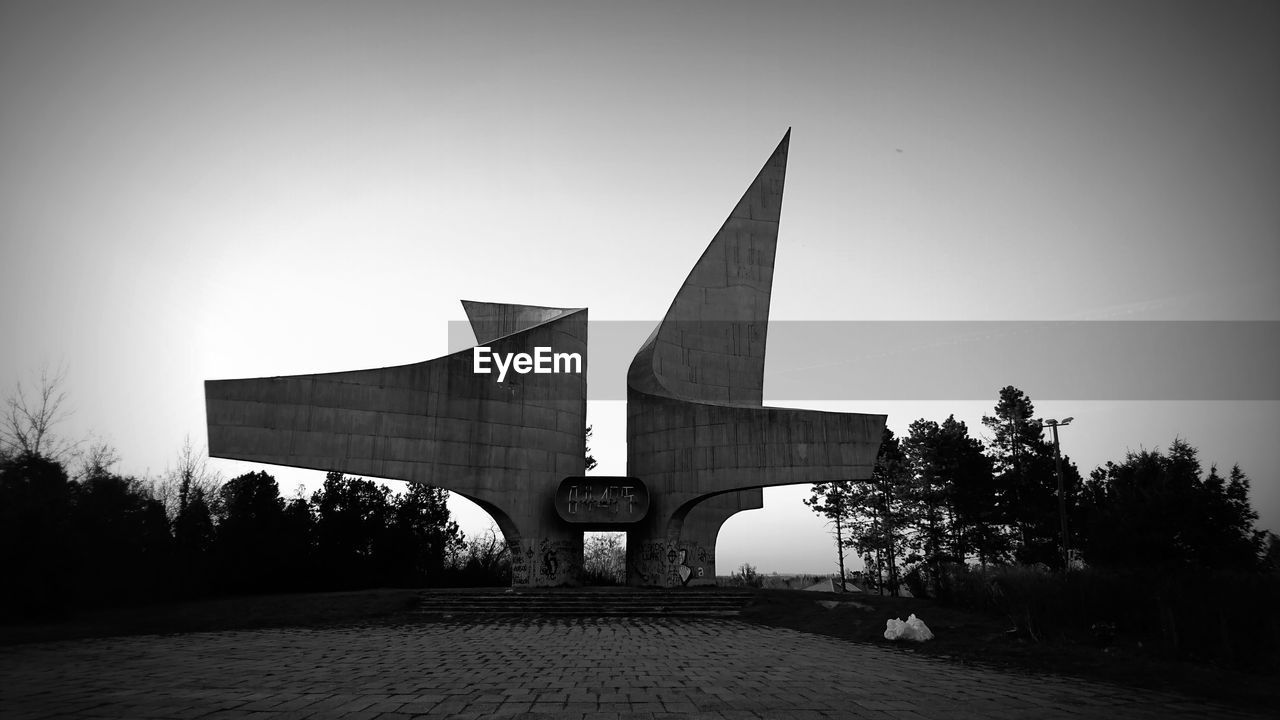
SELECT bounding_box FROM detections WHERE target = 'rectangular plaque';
[555,476,649,524]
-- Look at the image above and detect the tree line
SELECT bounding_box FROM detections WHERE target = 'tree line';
[0,450,521,619]
[1,370,510,619]
[808,386,1276,597]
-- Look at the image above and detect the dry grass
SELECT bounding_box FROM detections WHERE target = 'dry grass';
[738,588,1279,713]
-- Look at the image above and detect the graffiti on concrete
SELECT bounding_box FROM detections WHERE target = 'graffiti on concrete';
[540,539,560,579]
[632,540,682,587]
[677,548,693,585]
[510,542,533,586]
[630,539,713,587]
[509,538,578,587]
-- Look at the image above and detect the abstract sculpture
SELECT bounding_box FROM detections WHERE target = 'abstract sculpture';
[205,131,885,587]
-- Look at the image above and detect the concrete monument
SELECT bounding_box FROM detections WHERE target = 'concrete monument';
[205,131,885,587]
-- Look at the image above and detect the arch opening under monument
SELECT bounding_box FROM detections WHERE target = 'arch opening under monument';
[582,530,627,586]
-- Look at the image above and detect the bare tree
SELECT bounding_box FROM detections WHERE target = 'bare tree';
[454,524,511,582]
[1,363,77,462]
[75,439,121,481]
[152,435,223,521]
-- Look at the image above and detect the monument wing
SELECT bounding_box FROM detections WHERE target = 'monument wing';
[205,306,587,495]
[627,129,884,495]
[625,130,885,586]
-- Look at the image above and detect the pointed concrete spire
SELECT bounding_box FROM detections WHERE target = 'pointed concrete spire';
[630,130,790,404]
[725,127,790,225]
[461,300,584,345]
[623,130,887,587]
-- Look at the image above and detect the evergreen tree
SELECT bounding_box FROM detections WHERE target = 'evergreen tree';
[280,492,317,590]
[981,386,1080,567]
[896,416,989,592]
[901,418,953,572]
[387,483,463,586]
[1080,439,1264,571]
[0,452,75,616]
[860,428,911,595]
[312,472,394,587]
[805,478,857,584]
[934,416,998,565]
[1263,531,1280,572]
[215,471,288,592]
[70,469,171,604]
[173,485,215,595]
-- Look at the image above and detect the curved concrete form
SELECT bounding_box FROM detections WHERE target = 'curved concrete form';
[626,130,885,586]
[462,300,575,346]
[206,303,588,586]
[678,486,763,586]
[206,132,885,589]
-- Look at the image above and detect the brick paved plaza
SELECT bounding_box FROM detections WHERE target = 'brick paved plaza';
[0,618,1264,719]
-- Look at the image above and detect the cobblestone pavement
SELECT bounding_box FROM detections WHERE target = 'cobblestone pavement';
[0,617,1265,719]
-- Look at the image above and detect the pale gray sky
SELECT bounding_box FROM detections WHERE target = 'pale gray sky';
[2,0,1276,573]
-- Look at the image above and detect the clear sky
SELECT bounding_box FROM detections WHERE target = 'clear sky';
[2,0,1277,574]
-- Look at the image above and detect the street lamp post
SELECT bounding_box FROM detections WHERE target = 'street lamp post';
[1041,417,1074,571]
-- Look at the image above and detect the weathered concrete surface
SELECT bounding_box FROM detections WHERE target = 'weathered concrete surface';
[460,299,763,585]
[205,133,884,589]
[627,130,885,586]
[206,304,588,587]
[680,487,763,585]
[462,300,573,347]
[0,619,1263,719]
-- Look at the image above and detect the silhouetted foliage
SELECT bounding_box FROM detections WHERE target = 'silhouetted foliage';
[69,469,171,605]
[1080,441,1265,571]
[450,526,511,586]
[311,472,395,589]
[584,424,598,472]
[214,471,291,592]
[0,388,491,620]
[940,563,1279,672]
[304,472,464,589]
[279,493,318,589]
[804,477,857,585]
[173,486,215,596]
[981,386,1082,568]
[385,482,464,586]
[812,385,1268,608]
[900,415,991,595]
[941,419,1001,565]
[0,452,75,617]
[1264,532,1280,572]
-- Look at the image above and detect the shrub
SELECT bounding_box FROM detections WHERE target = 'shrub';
[938,564,1280,671]
[728,562,762,588]
[445,527,511,586]
[581,532,625,585]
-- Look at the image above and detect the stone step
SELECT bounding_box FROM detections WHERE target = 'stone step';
[415,594,750,602]
[413,589,754,617]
